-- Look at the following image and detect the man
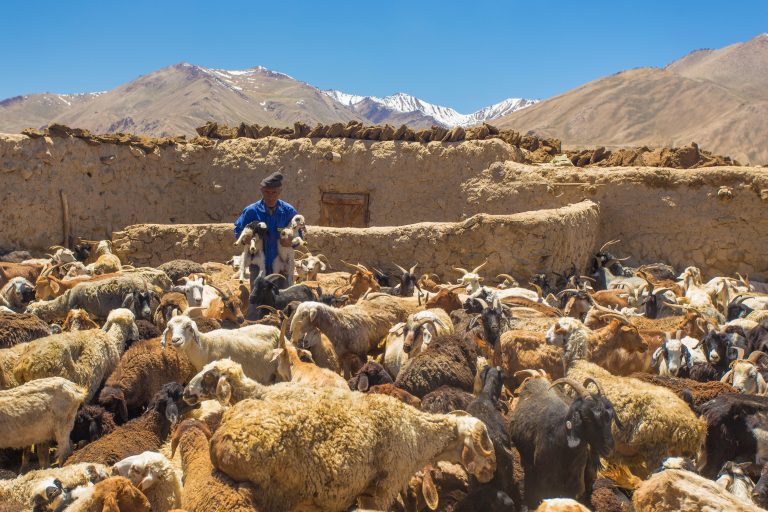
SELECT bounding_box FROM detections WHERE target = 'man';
[234,171,300,275]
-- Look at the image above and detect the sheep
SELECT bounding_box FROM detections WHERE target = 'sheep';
[65,382,195,467]
[546,314,649,375]
[0,311,50,348]
[26,274,155,322]
[112,451,182,512]
[70,405,117,449]
[421,385,476,414]
[120,289,157,322]
[0,277,36,313]
[366,384,422,408]
[169,419,260,512]
[629,373,737,412]
[291,295,408,377]
[721,351,768,394]
[0,463,108,511]
[13,308,139,402]
[0,343,29,390]
[135,319,161,340]
[64,475,150,512]
[0,377,86,469]
[699,393,768,478]
[0,262,43,289]
[535,498,592,512]
[348,360,393,392]
[208,391,496,511]
[157,260,207,284]
[272,319,348,389]
[403,461,470,512]
[181,358,350,408]
[394,333,478,398]
[61,308,100,331]
[234,221,268,282]
[161,314,279,384]
[510,376,620,508]
[98,337,197,423]
[566,360,706,476]
[499,329,565,383]
[632,469,761,512]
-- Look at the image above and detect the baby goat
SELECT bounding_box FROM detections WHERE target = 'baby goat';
[234,221,268,283]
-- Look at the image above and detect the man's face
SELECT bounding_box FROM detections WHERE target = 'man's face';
[261,186,281,208]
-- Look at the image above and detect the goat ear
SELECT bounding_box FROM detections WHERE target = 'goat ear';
[651,347,663,368]
[215,376,232,404]
[565,410,583,448]
[138,471,157,491]
[309,308,317,322]
[270,348,283,363]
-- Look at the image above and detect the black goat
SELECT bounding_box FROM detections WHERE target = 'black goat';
[728,295,755,321]
[121,290,156,321]
[462,367,523,511]
[467,297,511,366]
[747,320,768,354]
[246,271,315,320]
[701,331,737,379]
[379,263,424,302]
[699,393,768,478]
[509,376,621,508]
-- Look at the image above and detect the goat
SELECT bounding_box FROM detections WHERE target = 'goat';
[246,271,316,320]
[234,221,268,283]
[721,351,768,394]
[453,261,488,295]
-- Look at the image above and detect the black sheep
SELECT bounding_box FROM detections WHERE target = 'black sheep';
[348,361,393,392]
[395,334,477,398]
[157,259,207,284]
[421,386,476,414]
[70,405,117,449]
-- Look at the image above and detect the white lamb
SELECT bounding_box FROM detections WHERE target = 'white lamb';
[162,314,280,384]
[234,221,268,283]
[272,215,306,286]
[113,451,182,512]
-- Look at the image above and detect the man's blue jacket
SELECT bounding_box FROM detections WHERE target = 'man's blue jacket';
[234,199,299,275]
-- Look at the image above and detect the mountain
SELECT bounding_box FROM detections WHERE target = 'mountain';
[495,33,768,164]
[324,90,537,128]
[0,65,536,136]
[0,64,364,137]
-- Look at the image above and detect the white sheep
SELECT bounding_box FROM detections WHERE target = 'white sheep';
[162,314,280,384]
[0,462,108,511]
[0,377,86,468]
[208,393,497,511]
[0,276,36,313]
[13,308,139,402]
[113,451,182,512]
[383,309,453,378]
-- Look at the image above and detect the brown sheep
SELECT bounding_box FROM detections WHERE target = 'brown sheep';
[499,330,564,385]
[394,334,478,398]
[170,419,261,511]
[630,373,738,412]
[0,312,50,348]
[62,309,100,331]
[367,383,422,408]
[99,338,196,423]
[68,476,150,512]
[420,385,475,414]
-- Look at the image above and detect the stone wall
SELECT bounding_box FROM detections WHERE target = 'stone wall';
[2,133,767,279]
[112,201,601,281]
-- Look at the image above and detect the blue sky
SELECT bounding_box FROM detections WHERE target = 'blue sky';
[1,1,766,112]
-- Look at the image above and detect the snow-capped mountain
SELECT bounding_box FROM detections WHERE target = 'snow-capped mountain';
[323,90,538,128]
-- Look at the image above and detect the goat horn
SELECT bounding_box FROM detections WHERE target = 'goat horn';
[496,273,516,283]
[471,261,488,275]
[278,316,289,349]
[556,288,580,298]
[208,283,230,300]
[549,378,588,398]
[529,283,543,300]
[514,369,543,380]
[409,263,418,275]
[471,423,495,457]
[428,273,441,281]
[453,267,470,275]
[615,256,631,262]
[599,239,621,252]
[579,276,596,283]
[393,263,408,275]
[341,260,369,274]
[582,377,605,396]
[446,284,466,292]
[601,313,630,324]
[748,351,768,364]
[255,305,280,314]
[476,299,489,309]
[316,254,329,264]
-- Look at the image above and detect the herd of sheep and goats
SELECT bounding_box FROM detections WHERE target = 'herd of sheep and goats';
[0,217,768,512]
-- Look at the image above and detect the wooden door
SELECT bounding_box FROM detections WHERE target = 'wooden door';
[319,192,369,227]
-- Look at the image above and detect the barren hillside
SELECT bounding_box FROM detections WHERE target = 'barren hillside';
[496,34,768,164]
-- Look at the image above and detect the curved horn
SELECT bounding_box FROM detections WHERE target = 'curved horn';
[476,299,489,310]
[557,288,580,298]
[446,283,466,292]
[471,261,488,275]
[278,317,289,349]
[341,260,370,274]
[514,369,543,380]
[255,304,280,315]
[582,377,605,396]
[599,239,621,252]
[747,351,768,365]
[208,283,230,300]
[393,263,408,275]
[471,423,495,457]
[529,283,543,300]
[496,273,517,283]
[579,276,597,283]
[453,267,470,275]
[601,313,630,325]
[549,378,588,397]
[316,254,330,264]
[409,263,418,275]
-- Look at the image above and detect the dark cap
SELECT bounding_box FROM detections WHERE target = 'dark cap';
[260,171,283,188]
